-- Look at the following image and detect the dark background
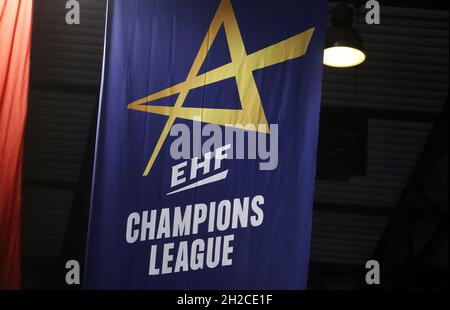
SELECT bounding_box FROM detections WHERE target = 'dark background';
[22,0,449,289]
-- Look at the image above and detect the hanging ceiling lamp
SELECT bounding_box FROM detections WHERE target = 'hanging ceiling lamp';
[324,4,366,68]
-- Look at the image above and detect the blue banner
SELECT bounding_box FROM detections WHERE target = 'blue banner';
[84,0,326,289]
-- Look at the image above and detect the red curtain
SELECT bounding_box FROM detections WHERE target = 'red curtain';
[0,0,33,290]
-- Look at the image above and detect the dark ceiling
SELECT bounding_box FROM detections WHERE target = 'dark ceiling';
[22,0,449,289]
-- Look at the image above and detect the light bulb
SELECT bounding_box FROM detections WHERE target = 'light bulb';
[323,46,366,68]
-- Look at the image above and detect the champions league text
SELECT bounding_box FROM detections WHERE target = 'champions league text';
[126,195,265,275]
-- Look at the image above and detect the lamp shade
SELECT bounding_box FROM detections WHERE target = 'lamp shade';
[324,4,366,67]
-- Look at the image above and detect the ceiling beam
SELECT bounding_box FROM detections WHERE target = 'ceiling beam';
[367,100,449,289]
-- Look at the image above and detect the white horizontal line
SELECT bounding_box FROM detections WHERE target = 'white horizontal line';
[166,170,229,196]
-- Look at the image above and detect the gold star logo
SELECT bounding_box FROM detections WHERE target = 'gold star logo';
[128,0,314,176]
